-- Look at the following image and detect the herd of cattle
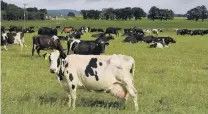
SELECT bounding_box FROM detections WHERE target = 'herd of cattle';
[1,25,178,53]
[1,25,207,111]
[176,29,208,36]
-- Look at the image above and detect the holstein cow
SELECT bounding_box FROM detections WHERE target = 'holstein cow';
[43,50,138,111]
[67,31,83,39]
[79,26,90,33]
[38,27,58,36]
[1,32,27,51]
[32,35,65,57]
[105,27,119,37]
[149,37,176,48]
[8,26,23,33]
[67,38,109,55]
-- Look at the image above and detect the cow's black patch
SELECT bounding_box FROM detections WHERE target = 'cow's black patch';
[72,84,75,89]
[66,70,68,73]
[57,57,61,67]
[99,62,103,66]
[69,73,74,81]
[84,58,99,81]
[65,63,68,67]
[58,67,64,81]
[130,68,133,73]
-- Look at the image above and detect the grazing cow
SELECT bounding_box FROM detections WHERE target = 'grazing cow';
[56,26,61,29]
[190,30,204,36]
[32,35,65,57]
[79,26,90,33]
[67,31,83,39]
[43,50,138,111]
[23,27,35,33]
[149,37,176,48]
[98,28,104,32]
[122,36,138,44]
[105,27,119,36]
[67,38,109,55]
[61,27,74,34]
[1,32,27,51]
[38,27,58,36]
[90,28,104,32]
[152,29,159,35]
[142,35,156,43]
[9,26,23,33]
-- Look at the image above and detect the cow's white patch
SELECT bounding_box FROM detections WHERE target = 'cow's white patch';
[52,35,59,41]
[70,39,80,51]
[2,33,7,40]
[50,50,60,73]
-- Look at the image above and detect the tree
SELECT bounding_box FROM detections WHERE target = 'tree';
[132,7,146,20]
[200,5,208,22]
[1,1,8,10]
[186,5,208,22]
[81,10,87,19]
[68,11,75,17]
[148,6,160,21]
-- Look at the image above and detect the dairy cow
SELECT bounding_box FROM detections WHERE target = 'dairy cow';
[43,50,138,111]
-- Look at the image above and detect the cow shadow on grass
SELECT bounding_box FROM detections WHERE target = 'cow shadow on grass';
[36,92,122,109]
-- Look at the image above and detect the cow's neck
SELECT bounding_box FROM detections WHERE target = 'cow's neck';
[56,57,67,81]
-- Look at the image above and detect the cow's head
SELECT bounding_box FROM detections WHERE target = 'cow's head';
[43,50,66,74]
[95,39,108,53]
[166,37,176,43]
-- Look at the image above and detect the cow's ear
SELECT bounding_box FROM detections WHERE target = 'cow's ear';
[43,53,50,60]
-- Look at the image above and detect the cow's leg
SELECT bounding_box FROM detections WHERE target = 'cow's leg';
[118,72,138,112]
[37,49,41,57]
[68,94,72,108]
[3,45,8,51]
[70,88,77,110]
[124,80,138,112]
[67,72,77,110]
[20,42,24,51]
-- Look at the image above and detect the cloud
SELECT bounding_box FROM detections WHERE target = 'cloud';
[4,0,208,13]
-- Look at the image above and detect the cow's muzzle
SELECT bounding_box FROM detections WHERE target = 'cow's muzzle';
[50,69,56,74]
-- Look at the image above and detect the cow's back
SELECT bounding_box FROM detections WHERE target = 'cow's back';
[65,54,134,90]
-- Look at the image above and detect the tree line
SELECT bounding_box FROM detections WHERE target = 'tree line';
[1,1,47,20]
[81,6,208,21]
[186,5,208,22]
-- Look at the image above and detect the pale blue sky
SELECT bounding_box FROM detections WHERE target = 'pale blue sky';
[4,0,208,13]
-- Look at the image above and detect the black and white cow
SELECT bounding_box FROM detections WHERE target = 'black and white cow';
[105,27,119,36]
[43,50,138,111]
[8,26,23,33]
[32,35,65,57]
[67,31,83,39]
[67,38,109,55]
[1,32,27,51]
[149,37,176,48]
[38,27,58,36]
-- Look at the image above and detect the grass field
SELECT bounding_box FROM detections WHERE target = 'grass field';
[1,19,208,114]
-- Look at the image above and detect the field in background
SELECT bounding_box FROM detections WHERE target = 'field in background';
[1,19,208,114]
[1,18,208,30]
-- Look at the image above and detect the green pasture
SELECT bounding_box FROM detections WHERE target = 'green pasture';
[1,19,208,114]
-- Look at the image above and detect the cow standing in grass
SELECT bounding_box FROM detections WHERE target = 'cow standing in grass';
[43,50,138,111]
[1,32,27,51]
